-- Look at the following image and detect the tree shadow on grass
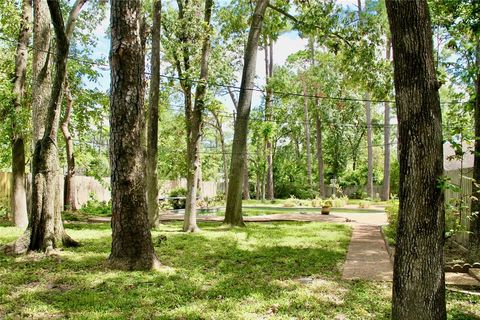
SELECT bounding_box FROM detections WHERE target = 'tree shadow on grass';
[2,222,354,318]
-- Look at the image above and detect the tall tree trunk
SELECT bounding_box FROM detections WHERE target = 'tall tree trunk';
[32,0,51,144]
[386,0,446,318]
[469,38,480,263]
[147,0,161,228]
[224,0,269,226]
[10,0,31,229]
[310,38,324,197]
[242,152,250,200]
[365,93,374,198]
[109,0,160,270]
[183,0,213,232]
[265,38,274,200]
[213,112,228,198]
[29,0,86,253]
[228,87,250,200]
[382,40,392,201]
[315,100,325,197]
[61,83,78,211]
[3,0,86,255]
[303,81,312,187]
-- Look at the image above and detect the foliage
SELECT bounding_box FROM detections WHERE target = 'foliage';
[78,194,111,217]
[384,200,399,245]
[168,187,188,209]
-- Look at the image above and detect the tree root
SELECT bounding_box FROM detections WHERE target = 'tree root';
[62,232,80,248]
[183,225,201,233]
[1,229,31,256]
[108,254,162,271]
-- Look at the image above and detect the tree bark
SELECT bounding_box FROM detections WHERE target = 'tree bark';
[314,99,325,197]
[183,0,213,233]
[469,37,480,263]
[109,0,160,270]
[303,81,312,188]
[212,112,228,198]
[225,0,269,226]
[386,0,446,318]
[382,39,392,201]
[265,38,274,200]
[10,0,32,229]
[365,93,374,198]
[147,0,161,228]
[28,0,85,253]
[32,0,51,144]
[61,83,78,211]
[228,87,250,200]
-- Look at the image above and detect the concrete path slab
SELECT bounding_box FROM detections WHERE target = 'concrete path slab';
[342,225,393,281]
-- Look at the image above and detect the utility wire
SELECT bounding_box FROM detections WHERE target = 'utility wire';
[0,34,470,106]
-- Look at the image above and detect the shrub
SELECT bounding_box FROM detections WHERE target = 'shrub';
[331,196,348,208]
[80,195,112,216]
[169,187,187,209]
[384,200,399,244]
[311,197,323,207]
[283,197,299,207]
[358,200,371,209]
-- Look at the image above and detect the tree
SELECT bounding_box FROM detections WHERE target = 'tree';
[109,0,160,270]
[10,0,32,229]
[183,0,213,232]
[386,0,446,318]
[3,0,88,255]
[61,82,78,211]
[382,39,392,201]
[224,0,269,226]
[147,0,161,228]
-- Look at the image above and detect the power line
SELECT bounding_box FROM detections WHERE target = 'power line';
[0,34,470,107]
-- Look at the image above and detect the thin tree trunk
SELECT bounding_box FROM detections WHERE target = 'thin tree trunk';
[382,40,392,201]
[224,0,269,226]
[310,39,324,197]
[147,0,161,228]
[386,0,446,318]
[365,93,374,198]
[303,82,312,187]
[109,0,159,270]
[61,82,78,211]
[242,152,250,200]
[213,112,228,198]
[265,38,274,200]
[469,37,480,263]
[315,100,325,197]
[183,0,213,232]
[10,0,31,229]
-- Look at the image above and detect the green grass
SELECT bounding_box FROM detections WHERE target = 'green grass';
[0,222,478,319]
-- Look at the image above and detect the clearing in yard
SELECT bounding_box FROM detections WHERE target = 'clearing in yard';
[0,221,478,319]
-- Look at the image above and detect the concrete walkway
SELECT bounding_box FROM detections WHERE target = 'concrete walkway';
[342,225,393,281]
[341,224,480,287]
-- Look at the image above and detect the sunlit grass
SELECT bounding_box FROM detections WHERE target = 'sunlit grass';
[0,221,478,319]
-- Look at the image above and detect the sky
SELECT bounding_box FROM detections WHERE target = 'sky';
[84,0,359,111]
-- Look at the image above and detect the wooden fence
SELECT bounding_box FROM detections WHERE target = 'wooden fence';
[445,168,473,246]
[0,173,219,211]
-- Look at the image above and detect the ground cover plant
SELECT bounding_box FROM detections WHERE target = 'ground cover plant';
[0,221,478,319]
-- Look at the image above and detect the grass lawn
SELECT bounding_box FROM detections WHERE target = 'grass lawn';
[0,221,478,319]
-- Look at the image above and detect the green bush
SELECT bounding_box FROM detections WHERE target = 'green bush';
[384,200,399,245]
[169,187,187,209]
[331,196,348,208]
[358,200,371,209]
[79,195,111,217]
[282,197,299,207]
